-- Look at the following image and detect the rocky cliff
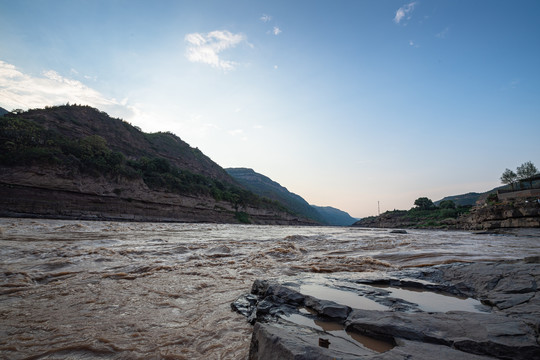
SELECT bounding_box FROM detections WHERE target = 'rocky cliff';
[0,106,315,224]
[462,199,540,230]
[0,166,314,225]
[353,199,540,230]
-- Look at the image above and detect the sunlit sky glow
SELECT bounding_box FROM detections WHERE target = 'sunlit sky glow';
[1,0,539,218]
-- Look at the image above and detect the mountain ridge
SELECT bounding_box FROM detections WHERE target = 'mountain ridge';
[0,105,316,225]
[226,167,326,224]
[226,167,357,226]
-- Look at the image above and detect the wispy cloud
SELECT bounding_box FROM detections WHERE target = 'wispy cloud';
[394,2,417,24]
[228,128,247,141]
[228,129,244,136]
[272,26,282,35]
[260,14,272,23]
[436,27,450,39]
[409,40,420,48]
[185,30,247,71]
[0,60,137,119]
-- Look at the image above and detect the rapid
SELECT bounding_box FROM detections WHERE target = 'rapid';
[1,218,539,359]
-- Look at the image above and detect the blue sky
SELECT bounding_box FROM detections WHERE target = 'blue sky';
[1,0,539,218]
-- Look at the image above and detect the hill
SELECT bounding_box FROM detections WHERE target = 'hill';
[14,105,233,184]
[0,105,315,225]
[226,168,326,224]
[434,192,483,207]
[226,168,357,226]
[311,205,358,226]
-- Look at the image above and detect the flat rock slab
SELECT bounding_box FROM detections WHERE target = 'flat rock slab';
[347,309,538,360]
[250,322,496,360]
[233,259,540,360]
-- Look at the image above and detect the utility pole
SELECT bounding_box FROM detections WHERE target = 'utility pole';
[378,201,380,216]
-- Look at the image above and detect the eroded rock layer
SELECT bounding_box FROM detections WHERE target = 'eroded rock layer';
[233,258,540,360]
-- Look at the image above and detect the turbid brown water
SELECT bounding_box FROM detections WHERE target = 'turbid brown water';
[1,218,539,359]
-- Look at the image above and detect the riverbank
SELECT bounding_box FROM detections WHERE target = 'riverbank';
[353,198,540,230]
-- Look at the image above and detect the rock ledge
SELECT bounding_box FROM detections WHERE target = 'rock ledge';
[232,259,540,359]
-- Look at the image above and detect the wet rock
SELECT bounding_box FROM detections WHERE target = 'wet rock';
[346,310,538,360]
[231,293,258,323]
[235,259,540,360]
[249,322,370,360]
[304,297,351,320]
[389,230,407,234]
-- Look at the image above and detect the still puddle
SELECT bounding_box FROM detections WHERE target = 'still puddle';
[282,311,395,353]
[374,285,491,313]
[299,284,388,311]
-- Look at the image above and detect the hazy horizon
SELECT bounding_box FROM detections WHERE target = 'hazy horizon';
[1,0,539,218]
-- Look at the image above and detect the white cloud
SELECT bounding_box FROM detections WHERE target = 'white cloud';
[228,129,244,136]
[409,40,420,48]
[260,14,272,23]
[272,26,282,35]
[436,27,450,39]
[185,30,248,71]
[394,2,417,24]
[0,60,139,120]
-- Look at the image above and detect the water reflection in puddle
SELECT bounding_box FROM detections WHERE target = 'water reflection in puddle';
[299,284,388,311]
[282,312,395,353]
[374,285,491,313]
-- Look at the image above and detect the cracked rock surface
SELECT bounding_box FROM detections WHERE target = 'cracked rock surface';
[232,258,540,359]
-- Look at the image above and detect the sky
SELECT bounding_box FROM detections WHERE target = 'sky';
[1,0,539,218]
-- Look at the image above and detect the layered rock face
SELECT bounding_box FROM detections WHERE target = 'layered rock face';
[233,259,540,359]
[353,199,540,230]
[0,166,313,225]
[463,200,540,230]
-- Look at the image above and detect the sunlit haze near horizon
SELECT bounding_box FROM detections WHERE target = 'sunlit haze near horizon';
[1,0,539,218]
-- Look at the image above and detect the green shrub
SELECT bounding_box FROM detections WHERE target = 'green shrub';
[235,211,251,224]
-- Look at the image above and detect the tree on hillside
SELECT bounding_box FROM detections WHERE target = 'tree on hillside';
[500,168,518,191]
[516,161,538,189]
[414,197,435,210]
[439,200,456,209]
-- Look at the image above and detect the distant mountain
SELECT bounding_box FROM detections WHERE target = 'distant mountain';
[434,192,484,207]
[226,168,357,226]
[0,107,8,117]
[311,205,358,226]
[226,168,326,224]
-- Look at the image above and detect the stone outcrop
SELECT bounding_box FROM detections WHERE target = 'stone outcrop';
[353,199,540,230]
[0,166,314,225]
[232,258,540,359]
[462,200,540,230]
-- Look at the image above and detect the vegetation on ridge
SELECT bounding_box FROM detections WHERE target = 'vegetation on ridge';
[354,197,471,229]
[0,105,290,215]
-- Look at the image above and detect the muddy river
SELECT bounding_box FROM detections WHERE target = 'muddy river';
[1,218,539,359]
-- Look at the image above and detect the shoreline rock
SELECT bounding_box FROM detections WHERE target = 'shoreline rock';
[232,258,540,359]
